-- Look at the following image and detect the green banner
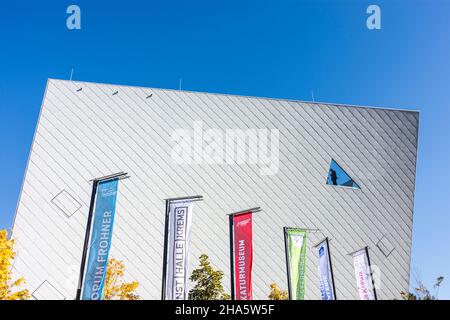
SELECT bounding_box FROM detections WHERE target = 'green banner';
[287,229,307,300]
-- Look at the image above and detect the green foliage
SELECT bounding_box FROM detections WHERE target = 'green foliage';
[188,254,230,300]
[400,276,444,300]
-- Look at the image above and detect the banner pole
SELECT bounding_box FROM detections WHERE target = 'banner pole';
[326,238,337,300]
[283,227,293,300]
[75,179,98,300]
[229,214,235,300]
[365,246,378,300]
[161,199,170,300]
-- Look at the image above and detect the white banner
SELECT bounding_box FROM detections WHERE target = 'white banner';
[318,239,335,300]
[352,248,375,300]
[164,199,194,300]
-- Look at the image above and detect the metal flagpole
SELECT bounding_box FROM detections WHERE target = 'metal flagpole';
[164,195,203,202]
[283,227,293,300]
[326,237,338,300]
[228,207,261,216]
[229,214,235,300]
[161,199,170,300]
[75,179,98,300]
[75,171,128,300]
[365,246,378,300]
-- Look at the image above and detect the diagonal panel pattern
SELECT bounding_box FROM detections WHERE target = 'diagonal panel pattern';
[12,79,418,300]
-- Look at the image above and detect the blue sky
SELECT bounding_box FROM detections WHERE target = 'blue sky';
[0,0,449,298]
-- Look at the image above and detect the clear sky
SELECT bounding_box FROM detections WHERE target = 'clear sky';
[0,0,449,298]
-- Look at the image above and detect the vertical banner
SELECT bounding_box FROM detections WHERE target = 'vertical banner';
[285,228,307,300]
[232,212,253,300]
[164,199,194,300]
[317,239,336,300]
[81,178,119,300]
[352,248,376,300]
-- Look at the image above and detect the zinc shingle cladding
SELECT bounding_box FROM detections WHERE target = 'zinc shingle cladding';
[11,79,419,300]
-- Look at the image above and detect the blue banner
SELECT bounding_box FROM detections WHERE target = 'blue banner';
[318,240,335,300]
[81,178,119,300]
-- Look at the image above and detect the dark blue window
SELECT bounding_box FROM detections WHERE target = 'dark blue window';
[326,159,360,189]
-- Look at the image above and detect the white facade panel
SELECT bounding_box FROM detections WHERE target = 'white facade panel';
[12,79,419,300]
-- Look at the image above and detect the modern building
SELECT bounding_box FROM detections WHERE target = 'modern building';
[11,79,419,300]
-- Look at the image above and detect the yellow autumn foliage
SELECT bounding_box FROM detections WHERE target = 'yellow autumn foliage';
[103,258,140,300]
[268,283,288,300]
[0,229,30,300]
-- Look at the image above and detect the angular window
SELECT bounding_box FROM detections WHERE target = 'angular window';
[326,159,360,189]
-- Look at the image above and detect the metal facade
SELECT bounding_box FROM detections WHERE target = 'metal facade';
[11,79,419,300]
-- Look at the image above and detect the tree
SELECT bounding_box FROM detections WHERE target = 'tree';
[434,276,444,298]
[188,254,230,300]
[0,229,30,300]
[400,276,444,300]
[268,283,288,300]
[103,258,140,300]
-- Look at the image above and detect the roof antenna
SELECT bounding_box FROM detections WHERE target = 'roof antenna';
[311,90,315,102]
[70,68,82,92]
[179,78,182,91]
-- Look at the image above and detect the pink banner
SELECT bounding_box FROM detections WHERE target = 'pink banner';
[233,212,253,300]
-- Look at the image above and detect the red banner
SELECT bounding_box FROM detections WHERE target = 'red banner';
[233,212,253,300]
